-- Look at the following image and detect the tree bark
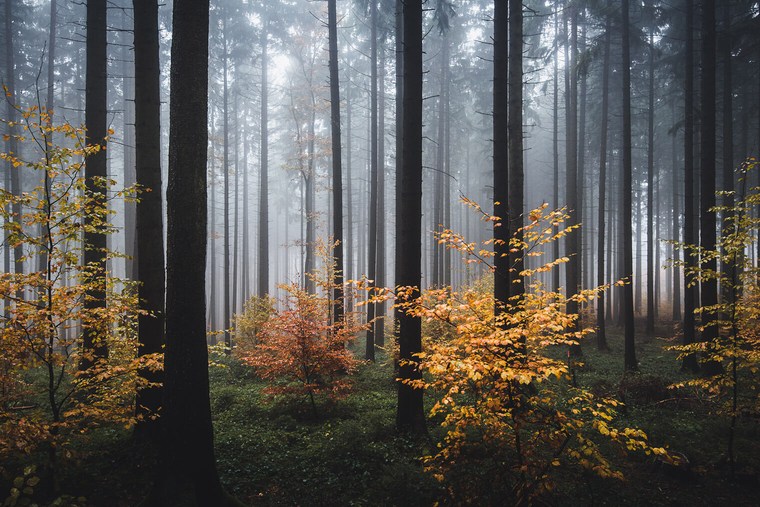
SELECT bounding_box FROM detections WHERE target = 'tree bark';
[366,0,379,361]
[682,0,699,371]
[646,28,656,337]
[327,0,345,326]
[508,0,524,301]
[145,0,239,503]
[81,0,109,371]
[133,0,165,441]
[596,3,611,351]
[396,0,426,436]
[493,0,509,315]
[258,25,269,298]
[622,0,638,371]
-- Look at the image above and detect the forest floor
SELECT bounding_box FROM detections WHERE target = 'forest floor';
[5,321,760,506]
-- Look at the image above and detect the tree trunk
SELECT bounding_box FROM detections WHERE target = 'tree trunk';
[596,3,611,351]
[672,99,682,321]
[700,0,721,375]
[366,0,379,361]
[566,5,582,357]
[221,19,231,352]
[493,0,509,315]
[682,0,699,371]
[258,26,270,298]
[327,0,345,326]
[622,0,638,371]
[508,0,524,301]
[396,0,426,436]
[376,45,387,346]
[81,0,109,371]
[552,7,560,292]
[133,0,165,441]
[646,29,656,337]
[145,0,239,503]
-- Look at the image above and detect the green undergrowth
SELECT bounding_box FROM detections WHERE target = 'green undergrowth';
[3,325,759,506]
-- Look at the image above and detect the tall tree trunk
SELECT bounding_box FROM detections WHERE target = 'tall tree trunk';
[566,5,582,357]
[720,0,735,313]
[394,0,403,294]
[232,90,239,318]
[376,45,387,346]
[672,99,682,321]
[508,0,524,301]
[493,0,509,316]
[258,26,269,298]
[121,10,136,281]
[222,19,231,352]
[700,0,720,375]
[646,28,656,337]
[682,0,699,371]
[133,0,164,440]
[596,3,611,351]
[577,21,587,293]
[396,0,426,436]
[146,0,238,503]
[208,110,217,332]
[552,7,560,292]
[242,120,249,302]
[81,0,109,371]
[4,0,22,284]
[366,0,379,361]
[622,0,638,371]
[327,0,345,326]
[345,66,353,312]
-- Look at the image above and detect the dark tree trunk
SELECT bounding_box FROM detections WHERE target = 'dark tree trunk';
[646,29,656,337]
[566,5,582,357]
[493,0,509,314]
[376,46,387,346]
[682,0,699,371]
[133,0,165,441]
[396,0,426,436]
[672,100,682,321]
[241,121,249,302]
[366,0,379,361]
[577,21,587,294]
[258,26,269,298]
[700,0,721,375]
[720,0,734,310]
[3,0,21,283]
[596,3,612,351]
[508,0,524,301]
[145,0,238,503]
[222,19,231,352]
[327,0,345,326]
[622,0,638,371]
[552,8,560,292]
[81,0,109,371]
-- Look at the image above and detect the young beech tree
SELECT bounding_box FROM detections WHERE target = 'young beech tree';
[0,107,156,488]
[671,159,760,480]
[404,203,669,504]
[238,284,359,417]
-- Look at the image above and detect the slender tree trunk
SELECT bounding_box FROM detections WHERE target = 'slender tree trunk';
[258,26,269,298]
[376,45,387,346]
[508,0,524,301]
[672,99,682,321]
[133,0,164,440]
[366,0,379,361]
[242,121,249,302]
[327,0,345,326]
[646,29,656,337]
[222,20,231,352]
[720,0,735,313]
[700,0,721,375]
[566,5,582,356]
[209,110,217,333]
[552,7,560,292]
[81,0,109,371]
[4,0,22,284]
[577,21,587,294]
[232,90,239,318]
[682,0,699,371]
[146,0,238,503]
[396,0,426,436]
[493,0,509,315]
[345,66,354,312]
[622,0,638,371]
[596,4,611,351]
